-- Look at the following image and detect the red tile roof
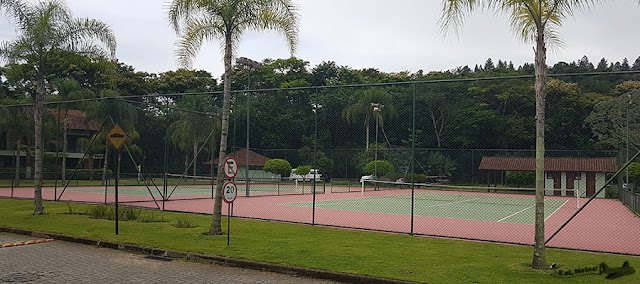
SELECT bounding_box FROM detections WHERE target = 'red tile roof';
[49,109,100,131]
[65,110,100,131]
[204,148,271,167]
[478,156,618,173]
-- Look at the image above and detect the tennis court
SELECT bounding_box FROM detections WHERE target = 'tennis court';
[286,190,567,224]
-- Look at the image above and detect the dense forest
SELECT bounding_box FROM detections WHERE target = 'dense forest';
[1,54,640,181]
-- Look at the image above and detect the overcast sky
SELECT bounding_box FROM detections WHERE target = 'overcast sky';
[0,1,639,79]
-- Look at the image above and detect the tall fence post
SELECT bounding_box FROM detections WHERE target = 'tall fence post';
[410,83,416,235]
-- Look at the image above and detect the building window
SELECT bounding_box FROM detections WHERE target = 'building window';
[546,172,553,179]
[574,173,581,180]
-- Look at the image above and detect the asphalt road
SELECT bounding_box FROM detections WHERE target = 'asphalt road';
[0,233,338,284]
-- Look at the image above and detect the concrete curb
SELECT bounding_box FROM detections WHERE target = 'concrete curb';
[0,227,419,284]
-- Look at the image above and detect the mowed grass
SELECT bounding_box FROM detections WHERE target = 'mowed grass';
[0,199,638,283]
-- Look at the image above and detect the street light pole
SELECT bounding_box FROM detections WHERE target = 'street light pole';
[236,57,261,197]
[627,94,631,185]
[371,103,383,189]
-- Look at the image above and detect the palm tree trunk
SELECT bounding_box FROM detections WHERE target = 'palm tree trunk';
[209,30,233,235]
[532,27,547,270]
[365,120,370,151]
[33,78,45,215]
[193,141,197,179]
[102,138,108,186]
[14,139,20,186]
[62,118,68,183]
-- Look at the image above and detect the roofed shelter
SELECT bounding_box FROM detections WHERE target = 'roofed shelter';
[478,156,618,198]
[204,148,277,179]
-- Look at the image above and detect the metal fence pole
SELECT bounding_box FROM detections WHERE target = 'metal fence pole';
[312,89,318,226]
[411,83,416,235]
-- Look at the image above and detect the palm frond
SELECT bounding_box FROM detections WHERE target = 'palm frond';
[61,18,117,58]
[174,17,224,69]
[0,0,28,26]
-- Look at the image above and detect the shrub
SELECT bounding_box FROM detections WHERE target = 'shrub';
[606,185,618,199]
[119,207,142,221]
[413,174,427,183]
[362,160,394,176]
[424,152,457,177]
[87,205,112,220]
[294,165,311,176]
[139,211,165,223]
[87,205,140,221]
[506,171,535,187]
[628,162,640,188]
[174,215,197,228]
[263,159,292,177]
[66,203,83,215]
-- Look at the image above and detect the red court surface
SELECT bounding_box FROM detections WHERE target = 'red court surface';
[2,186,639,255]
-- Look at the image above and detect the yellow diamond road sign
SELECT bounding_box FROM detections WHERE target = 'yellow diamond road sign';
[107,124,128,149]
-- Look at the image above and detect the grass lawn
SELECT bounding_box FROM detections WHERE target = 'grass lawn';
[0,198,637,283]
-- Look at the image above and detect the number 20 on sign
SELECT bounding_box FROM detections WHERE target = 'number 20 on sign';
[223,182,237,203]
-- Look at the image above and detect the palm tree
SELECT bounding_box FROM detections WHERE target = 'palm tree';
[167,0,299,235]
[342,88,395,150]
[440,0,602,269]
[86,89,137,186]
[0,0,116,215]
[169,95,219,178]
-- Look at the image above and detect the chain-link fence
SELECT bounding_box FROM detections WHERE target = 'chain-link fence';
[2,72,640,255]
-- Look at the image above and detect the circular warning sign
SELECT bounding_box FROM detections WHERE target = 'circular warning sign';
[223,157,238,179]
[223,181,237,203]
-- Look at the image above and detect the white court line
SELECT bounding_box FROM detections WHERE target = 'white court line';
[496,205,535,222]
[423,197,481,209]
[545,199,568,221]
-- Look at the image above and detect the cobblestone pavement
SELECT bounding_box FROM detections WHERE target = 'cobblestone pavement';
[0,233,339,284]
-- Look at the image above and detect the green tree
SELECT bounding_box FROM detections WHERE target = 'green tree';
[586,90,640,150]
[293,165,311,176]
[263,159,292,177]
[86,89,137,185]
[169,95,219,177]
[342,88,395,150]
[362,160,394,177]
[440,0,603,269]
[167,0,300,235]
[0,0,116,215]
[423,152,457,177]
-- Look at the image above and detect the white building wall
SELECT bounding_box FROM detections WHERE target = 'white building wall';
[596,173,607,198]
[544,172,554,196]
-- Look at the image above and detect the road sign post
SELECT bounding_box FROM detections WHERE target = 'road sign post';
[107,124,129,235]
[223,181,237,245]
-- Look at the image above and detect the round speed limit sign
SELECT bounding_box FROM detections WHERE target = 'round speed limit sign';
[223,181,237,203]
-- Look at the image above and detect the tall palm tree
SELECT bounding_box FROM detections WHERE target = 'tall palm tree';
[0,0,116,215]
[440,0,602,269]
[169,95,219,178]
[167,0,299,235]
[342,88,395,150]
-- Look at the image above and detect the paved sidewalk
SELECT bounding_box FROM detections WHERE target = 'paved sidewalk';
[0,233,338,284]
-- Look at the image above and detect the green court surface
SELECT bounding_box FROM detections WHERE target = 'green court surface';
[58,181,323,197]
[286,192,568,224]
